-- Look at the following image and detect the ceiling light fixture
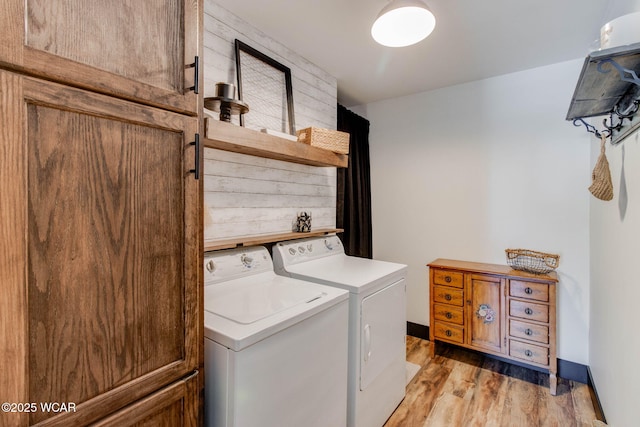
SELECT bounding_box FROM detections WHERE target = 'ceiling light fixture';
[371,0,436,48]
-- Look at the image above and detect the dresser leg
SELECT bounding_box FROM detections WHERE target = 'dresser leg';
[430,341,435,358]
[549,372,557,396]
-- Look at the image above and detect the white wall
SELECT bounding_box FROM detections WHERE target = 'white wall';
[353,59,591,364]
[589,122,640,426]
[203,1,338,243]
[587,6,640,424]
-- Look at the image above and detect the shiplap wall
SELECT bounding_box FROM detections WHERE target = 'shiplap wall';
[203,1,338,242]
[203,149,337,241]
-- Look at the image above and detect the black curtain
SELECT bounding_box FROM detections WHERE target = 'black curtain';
[336,104,372,259]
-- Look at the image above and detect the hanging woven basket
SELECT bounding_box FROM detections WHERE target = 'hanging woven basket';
[589,134,613,201]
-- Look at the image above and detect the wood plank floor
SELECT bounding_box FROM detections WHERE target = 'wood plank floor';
[385,336,599,427]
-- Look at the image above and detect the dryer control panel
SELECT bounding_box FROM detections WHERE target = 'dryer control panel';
[273,235,345,267]
[204,246,273,285]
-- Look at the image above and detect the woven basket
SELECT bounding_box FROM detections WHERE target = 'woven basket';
[589,134,614,201]
[505,249,560,274]
[297,127,350,154]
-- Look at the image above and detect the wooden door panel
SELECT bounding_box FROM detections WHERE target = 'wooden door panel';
[0,71,201,426]
[27,105,185,421]
[0,0,200,114]
[468,275,504,353]
[26,1,183,92]
[92,372,199,427]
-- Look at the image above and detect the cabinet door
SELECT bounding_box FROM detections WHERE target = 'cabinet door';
[0,0,201,115]
[0,70,201,426]
[467,274,504,353]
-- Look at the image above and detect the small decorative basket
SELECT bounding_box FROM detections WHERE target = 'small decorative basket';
[505,249,560,274]
[297,127,350,154]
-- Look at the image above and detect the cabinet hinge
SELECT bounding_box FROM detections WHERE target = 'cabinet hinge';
[187,56,199,94]
[189,133,200,180]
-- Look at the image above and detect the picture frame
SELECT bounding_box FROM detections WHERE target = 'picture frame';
[235,39,296,135]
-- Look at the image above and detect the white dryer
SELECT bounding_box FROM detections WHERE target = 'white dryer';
[204,246,349,427]
[273,235,407,427]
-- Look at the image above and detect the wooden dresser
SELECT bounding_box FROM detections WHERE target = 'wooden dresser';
[428,259,558,395]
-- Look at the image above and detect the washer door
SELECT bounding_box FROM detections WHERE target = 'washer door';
[360,278,406,390]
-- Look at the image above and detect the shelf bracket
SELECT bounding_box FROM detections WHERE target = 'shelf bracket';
[573,118,609,140]
[573,109,638,145]
[597,58,640,87]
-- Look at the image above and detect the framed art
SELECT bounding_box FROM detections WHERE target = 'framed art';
[235,39,296,135]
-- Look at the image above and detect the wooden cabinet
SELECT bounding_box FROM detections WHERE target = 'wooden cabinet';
[428,259,558,395]
[0,0,200,115]
[1,1,203,425]
[0,69,201,425]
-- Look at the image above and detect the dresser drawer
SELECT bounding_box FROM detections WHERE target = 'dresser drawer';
[433,321,464,344]
[509,319,549,344]
[433,303,464,325]
[433,270,464,288]
[433,285,464,306]
[509,300,548,323]
[509,340,549,366]
[510,280,548,302]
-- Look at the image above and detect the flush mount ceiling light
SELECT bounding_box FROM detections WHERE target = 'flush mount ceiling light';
[371,0,436,47]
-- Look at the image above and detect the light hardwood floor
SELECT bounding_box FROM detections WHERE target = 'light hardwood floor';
[385,336,600,427]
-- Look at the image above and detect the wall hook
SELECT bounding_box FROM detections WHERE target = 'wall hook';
[603,112,623,135]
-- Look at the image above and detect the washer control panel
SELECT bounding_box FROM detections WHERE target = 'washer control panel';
[204,246,272,285]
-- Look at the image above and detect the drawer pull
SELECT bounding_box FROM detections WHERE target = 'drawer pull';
[525,308,533,315]
[445,276,452,283]
[525,328,533,336]
[445,312,453,319]
[525,350,533,357]
[444,294,452,301]
[445,330,452,337]
[525,287,533,295]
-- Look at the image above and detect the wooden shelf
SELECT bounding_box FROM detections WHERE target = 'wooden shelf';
[203,119,348,168]
[204,228,343,252]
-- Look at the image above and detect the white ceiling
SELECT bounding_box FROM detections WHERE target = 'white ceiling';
[213,0,634,107]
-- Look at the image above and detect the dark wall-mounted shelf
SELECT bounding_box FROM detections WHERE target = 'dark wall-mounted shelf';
[567,42,640,144]
[567,42,640,121]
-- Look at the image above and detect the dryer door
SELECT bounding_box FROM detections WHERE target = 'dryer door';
[360,278,406,390]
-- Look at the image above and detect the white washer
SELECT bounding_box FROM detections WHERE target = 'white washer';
[204,246,349,427]
[273,235,407,427]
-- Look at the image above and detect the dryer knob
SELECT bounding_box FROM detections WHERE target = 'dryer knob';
[324,239,333,250]
[205,260,216,273]
[307,244,313,252]
[288,247,297,256]
[298,246,305,253]
[241,254,254,268]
